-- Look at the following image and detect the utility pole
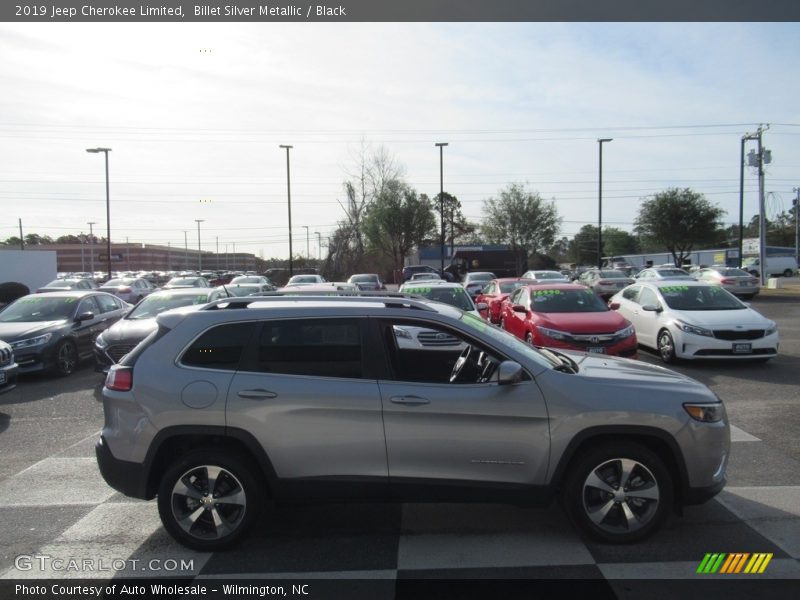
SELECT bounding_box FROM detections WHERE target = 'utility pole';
[314,231,322,260]
[18,219,24,250]
[793,187,799,270]
[279,145,294,275]
[597,138,613,269]
[87,222,96,275]
[195,219,204,271]
[183,230,188,270]
[303,225,310,258]
[743,125,770,286]
[435,143,448,275]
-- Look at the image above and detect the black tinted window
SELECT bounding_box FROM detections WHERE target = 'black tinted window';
[254,318,363,379]
[182,322,254,370]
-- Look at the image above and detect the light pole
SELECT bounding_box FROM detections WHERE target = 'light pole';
[435,142,448,274]
[597,138,612,269]
[87,222,96,275]
[85,147,112,281]
[314,231,322,260]
[279,145,294,275]
[183,230,188,270]
[195,219,204,271]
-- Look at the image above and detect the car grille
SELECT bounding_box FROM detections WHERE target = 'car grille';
[107,344,137,363]
[565,332,620,347]
[0,346,13,367]
[713,330,765,341]
[417,331,461,347]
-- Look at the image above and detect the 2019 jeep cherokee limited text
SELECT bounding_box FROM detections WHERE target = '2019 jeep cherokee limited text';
[96,295,729,550]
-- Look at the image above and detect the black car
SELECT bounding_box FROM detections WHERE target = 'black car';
[94,287,230,372]
[0,291,130,376]
[0,339,19,394]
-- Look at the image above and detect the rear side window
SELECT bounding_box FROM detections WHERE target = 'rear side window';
[253,318,363,379]
[182,322,255,370]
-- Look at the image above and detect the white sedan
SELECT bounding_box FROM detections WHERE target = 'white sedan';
[609,280,778,363]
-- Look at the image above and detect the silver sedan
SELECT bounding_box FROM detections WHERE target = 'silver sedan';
[694,267,760,298]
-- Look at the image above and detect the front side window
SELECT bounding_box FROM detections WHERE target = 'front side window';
[622,286,641,302]
[182,322,255,370]
[95,294,120,314]
[638,287,658,307]
[77,296,100,316]
[254,318,363,379]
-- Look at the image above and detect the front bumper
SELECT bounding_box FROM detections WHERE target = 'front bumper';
[674,329,779,360]
[0,361,19,394]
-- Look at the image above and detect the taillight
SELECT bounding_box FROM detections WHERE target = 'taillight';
[105,366,133,391]
[720,278,735,284]
[598,280,609,285]
[119,287,132,293]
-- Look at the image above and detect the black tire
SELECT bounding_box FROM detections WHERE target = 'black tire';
[157,449,264,551]
[657,329,677,364]
[53,339,78,376]
[783,269,794,278]
[561,442,674,543]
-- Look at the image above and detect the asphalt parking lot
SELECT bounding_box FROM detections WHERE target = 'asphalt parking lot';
[0,295,798,598]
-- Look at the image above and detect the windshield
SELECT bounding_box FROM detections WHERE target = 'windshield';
[403,285,475,311]
[43,279,74,288]
[0,296,76,322]
[530,289,608,313]
[231,276,262,284]
[104,278,134,286]
[459,311,558,370]
[126,293,210,320]
[533,272,564,280]
[499,281,530,293]
[599,270,626,278]
[657,269,690,277]
[467,273,493,282]
[718,268,750,277]
[350,274,378,282]
[167,278,198,286]
[288,275,319,284]
[659,285,745,311]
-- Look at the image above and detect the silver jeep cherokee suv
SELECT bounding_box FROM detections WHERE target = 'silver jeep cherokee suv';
[96,295,729,550]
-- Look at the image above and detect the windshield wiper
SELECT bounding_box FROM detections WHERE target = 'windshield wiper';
[538,347,578,374]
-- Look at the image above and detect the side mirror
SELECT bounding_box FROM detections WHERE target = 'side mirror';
[641,304,662,313]
[476,302,488,311]
[512,304,527,313]
[608,302,621,310]
[498,361,523,385]
[75,311,95,322]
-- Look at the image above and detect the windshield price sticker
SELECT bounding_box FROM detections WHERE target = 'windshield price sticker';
[532,290,561,296]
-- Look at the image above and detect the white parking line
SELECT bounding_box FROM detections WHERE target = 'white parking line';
[730,425,761,442]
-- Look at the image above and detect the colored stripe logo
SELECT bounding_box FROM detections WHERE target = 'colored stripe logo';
[697,553,773,574]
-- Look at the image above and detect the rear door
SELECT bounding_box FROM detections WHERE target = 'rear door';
[227,317,387,500]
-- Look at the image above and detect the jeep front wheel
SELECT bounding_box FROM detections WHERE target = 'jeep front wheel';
[157,450,263,551]
[562,442,673,543]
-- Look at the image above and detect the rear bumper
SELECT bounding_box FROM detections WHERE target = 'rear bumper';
[95,436,150,499]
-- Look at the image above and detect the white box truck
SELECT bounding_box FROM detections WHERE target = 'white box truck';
[0,250,58,306]
[743,256,798,278]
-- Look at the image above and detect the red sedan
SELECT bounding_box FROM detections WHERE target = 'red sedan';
[499,283,638,358]
[475,278,536,323]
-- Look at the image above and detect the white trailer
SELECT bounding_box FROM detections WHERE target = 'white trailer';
[0,249,58,304]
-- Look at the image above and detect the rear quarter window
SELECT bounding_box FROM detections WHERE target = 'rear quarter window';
[181,322,255,370]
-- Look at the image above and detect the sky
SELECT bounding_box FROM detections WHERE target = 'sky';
[1,21,799,260]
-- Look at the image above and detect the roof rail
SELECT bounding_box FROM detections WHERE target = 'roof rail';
[200,291,438,312]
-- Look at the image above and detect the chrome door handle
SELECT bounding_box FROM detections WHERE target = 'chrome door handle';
[237,389,277,400]
[390,395,430,406]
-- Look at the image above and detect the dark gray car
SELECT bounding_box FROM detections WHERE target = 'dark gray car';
[97,295,730,550]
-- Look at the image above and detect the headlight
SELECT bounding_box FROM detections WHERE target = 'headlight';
[10,333,53,350]
[765,322,778,336]
[676,320,713,337]
[615,324,635,339]
[393,327,412,339]
[537,326,568,340]
[95,334,108,349]
[683,402,724,423]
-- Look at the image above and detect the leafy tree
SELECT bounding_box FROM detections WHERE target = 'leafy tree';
[634,188,725,267]
[481,183,561,273]
[3,236,23,247]
[24,233,53,245]
[362,180,437,271]
[568,225,599,265]
[602,227,640,257]
[436,192,478,249]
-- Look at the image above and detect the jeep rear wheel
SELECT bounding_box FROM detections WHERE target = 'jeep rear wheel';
[562,442,673,543]
[157,450,263,551]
